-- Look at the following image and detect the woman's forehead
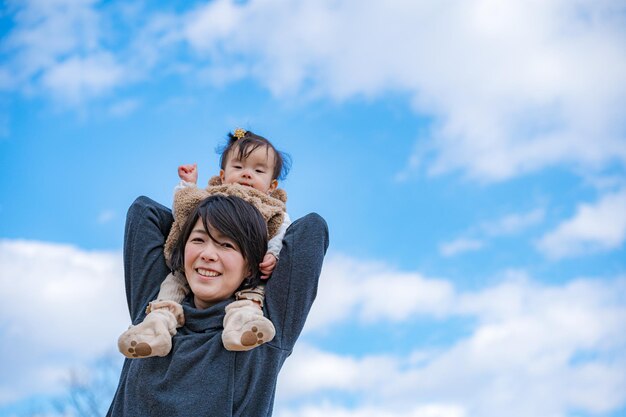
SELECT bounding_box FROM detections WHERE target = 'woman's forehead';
[191,218,207,232]
[192,218,229,240]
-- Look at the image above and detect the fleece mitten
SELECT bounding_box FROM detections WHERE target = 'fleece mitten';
[118,301,184,358]
[222,300,275,351]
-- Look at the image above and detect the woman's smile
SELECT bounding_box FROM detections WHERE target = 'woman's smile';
[196,268,220,278]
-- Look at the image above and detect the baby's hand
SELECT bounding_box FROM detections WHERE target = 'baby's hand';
[178,163,198,183]
[259,253,277,279]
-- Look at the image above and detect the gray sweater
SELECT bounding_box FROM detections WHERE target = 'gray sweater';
[107,197,328,417]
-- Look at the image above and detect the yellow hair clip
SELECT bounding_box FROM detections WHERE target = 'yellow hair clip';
[233,128,247,140]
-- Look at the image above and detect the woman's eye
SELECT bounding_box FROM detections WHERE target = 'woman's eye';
[220,242,235,249]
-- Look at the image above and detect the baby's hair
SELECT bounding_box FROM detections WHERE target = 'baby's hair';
[217,129,291,181]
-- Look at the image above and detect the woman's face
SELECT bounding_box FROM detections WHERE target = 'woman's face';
[184,218,249,309]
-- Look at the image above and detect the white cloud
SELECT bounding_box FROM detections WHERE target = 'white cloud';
[1,242,625,416]
[171,0,626,182]
[108,98,140,117]
[537,188,626,258]
[4,0,101,76]
[279,267,626,417]
[183,0,243,51]
[0,239,127,404]
[275,403,466,417]
[277,344,398,397]
[305,255,455,329]
[480,208,545,237]
[439,208,544,257]
[97,209,116,224]
[439,238,484,257]
[4,0,625,180]
[40,53,126,104]
[1,0,128,104]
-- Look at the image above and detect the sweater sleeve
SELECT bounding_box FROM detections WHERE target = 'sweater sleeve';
[264,213,329,350]
[123,196,174,323]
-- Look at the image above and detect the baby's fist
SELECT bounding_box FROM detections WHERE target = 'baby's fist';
[259,253,278,279]
[178,163,198,183]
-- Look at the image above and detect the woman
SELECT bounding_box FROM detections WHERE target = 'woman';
[107,195,328,417]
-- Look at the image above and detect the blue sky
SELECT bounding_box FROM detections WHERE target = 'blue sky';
[1,0,626,416]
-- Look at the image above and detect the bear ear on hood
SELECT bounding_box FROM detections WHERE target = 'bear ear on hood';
[208,175,222,186]
[164,186,211,264]
[270,188,287,203]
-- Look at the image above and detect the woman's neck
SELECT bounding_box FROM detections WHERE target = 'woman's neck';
[193,295,214,310]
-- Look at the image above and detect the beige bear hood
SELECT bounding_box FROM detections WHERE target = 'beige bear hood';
[163,176,287,264]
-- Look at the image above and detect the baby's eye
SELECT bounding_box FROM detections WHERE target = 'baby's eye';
[255,169,265,173]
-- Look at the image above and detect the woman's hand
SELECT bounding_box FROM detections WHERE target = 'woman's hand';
[259,253,277,279]
[178,163,198,183]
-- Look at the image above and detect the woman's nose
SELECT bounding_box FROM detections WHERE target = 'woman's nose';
[200,242,218,261]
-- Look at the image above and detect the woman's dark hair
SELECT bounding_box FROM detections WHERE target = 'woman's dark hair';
[217,130,292,180]
[170,195,268,291]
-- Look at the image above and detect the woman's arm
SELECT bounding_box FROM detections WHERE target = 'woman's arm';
[123,196,174,323]
[264,212,329,350]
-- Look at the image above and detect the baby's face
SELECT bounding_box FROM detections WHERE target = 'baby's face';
[220,145,278,193]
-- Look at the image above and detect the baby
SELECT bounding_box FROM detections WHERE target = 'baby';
[118,128,291,358]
